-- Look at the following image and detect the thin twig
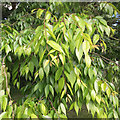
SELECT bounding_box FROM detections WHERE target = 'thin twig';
[48,98,59,117]
[93,52,120,67]
[2,55,14,119]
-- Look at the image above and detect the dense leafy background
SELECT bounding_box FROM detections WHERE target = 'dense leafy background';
[0,2,120,119]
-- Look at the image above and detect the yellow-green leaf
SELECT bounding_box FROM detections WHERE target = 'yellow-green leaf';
[58,77,65,93]
[93,34,99,45]
[60,103,66,115]
[55,67,63,81]
[40,103,47,115]
[76,45,83,62]
[91,90,96,101]
[45,11,51,23]
[36,9,44,19]
[49,85,54,96]
[82,40,90,55]
[85,54,91,68]
[45,85,49,98]
[59,54,65,65]
[61,89,66,99]
[31,114,38,118]
[39,68,44,81]
[101,83,107,92]
[74,101,79,116]
[47,40,65,54]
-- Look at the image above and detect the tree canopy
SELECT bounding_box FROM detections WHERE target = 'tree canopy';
[0,2,120,119]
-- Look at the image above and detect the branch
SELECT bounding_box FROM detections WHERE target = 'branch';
[48,98,59,117]
[93,52,120,67]
[2,55,15,119]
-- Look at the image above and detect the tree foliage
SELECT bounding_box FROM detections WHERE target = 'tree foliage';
[0,2,120,119]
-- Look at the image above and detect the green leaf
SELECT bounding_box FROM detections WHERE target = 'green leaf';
[94,80,99,93]
[31,114,38,118]
[61,89,66,99]
[7,56,12,62]
[70,39,75,54]
[46,24,56,41]
[69,102,74,111]
[86,102,92,113]
[69,71,76,88]
[59,114,67,118]
[76,45,83,62]
[58,77,65,93]
[36,9,44,19]
[17,82,20,90]
[2,96,7,112]
[25,47,31,56]
[29,61,34,75]
[43,59,50,77]
[91,90,96,101]
[93,34,99,45]
[74,101,79,116]
[45,85,49,98]
[61,44,70,58]
[0,112,7,120]
[86,22,92,33]
[43,60,50,68]
[40,103,47,115]
[65,71,76,88]
[39,49,46,66]
[83,88,88,100]
[104,26,110,37]
[17,47,23,59]
[5,44,11,55]
[59,54,65,65]
[101,83,106,92]
[113,96,119,108]
[45,11,51,23]
[49,85,54,96]
[114,110,118,118]
[85,54,91,68]
[60,103,66,115]
[84,67,88,76]
[96,16,107,26]
[31,56,39,68]
[74,66,81,78]
[86,93,91,103]
[77,78,81,87]
[108,112,113,118]
[0,90,5,97]
[75,16,85,31]
[82,40,90,55]
[88,68,93,80]
[75,82,79,93]
[90,104,96,117]
[47,40,65,54]
[106,87,111,97]
[66,83,73,96]
[55,67,63,81]
[39,68,44,81]
[96,95,101,105]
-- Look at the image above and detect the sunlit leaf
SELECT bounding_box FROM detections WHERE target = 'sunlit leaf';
[74,101,79,116]
[47,40,65,54]
[39,68,44,81]
[49,85,54,96]
[93,34,99,45]
[45,84,49,98]
[58,77,65,93]
[91,90,96,101]
[60,103,66,115]
[55,67,63,81]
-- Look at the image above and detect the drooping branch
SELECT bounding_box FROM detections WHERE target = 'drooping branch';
[93,52,120,67]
